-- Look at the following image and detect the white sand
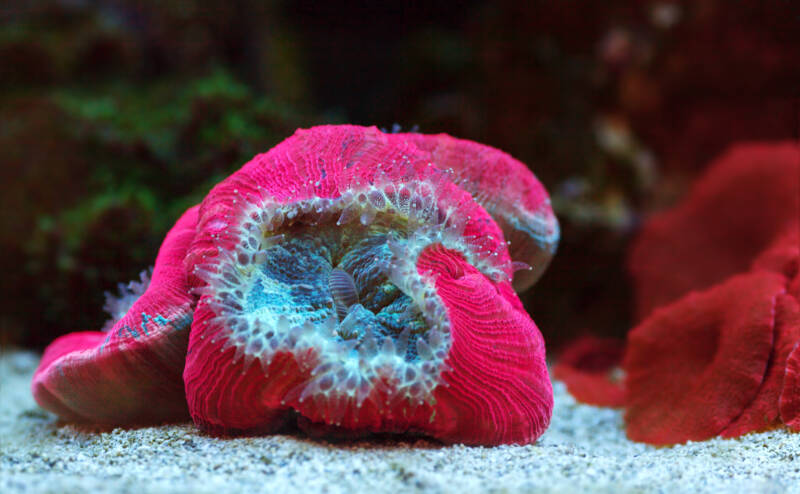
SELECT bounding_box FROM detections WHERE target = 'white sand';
[2,348,800,494]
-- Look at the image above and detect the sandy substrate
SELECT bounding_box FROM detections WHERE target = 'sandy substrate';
[2,349,800,494]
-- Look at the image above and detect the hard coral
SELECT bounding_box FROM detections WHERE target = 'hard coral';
[392,132,560,291]
[182,125,553,445]
[552,335,625,408]
[621,141,800,445]
[624,271,785,445]
[32,206,198,423]
[31,125,556,445]
[629,142,799,319]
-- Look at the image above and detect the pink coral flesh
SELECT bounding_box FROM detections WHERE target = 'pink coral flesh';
[629,142,799,320]
[624,271,785,445]
[394,132,559,291]
[31,206,199,424]
[416,246,552,444]
[553,336,625,408]
[182,125,552,445]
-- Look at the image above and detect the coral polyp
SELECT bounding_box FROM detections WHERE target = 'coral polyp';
[33,124,557,445]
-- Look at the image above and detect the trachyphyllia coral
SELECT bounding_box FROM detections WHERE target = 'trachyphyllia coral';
[183,125,552,444]
[619,142,800,445]
[628,142,799,319]
[32,124,557,446]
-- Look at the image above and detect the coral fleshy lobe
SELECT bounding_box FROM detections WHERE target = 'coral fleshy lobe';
[623,271,785,445]
[629,142,799,319]
[31,206,199,424]
[394,132,559,291]
[183,125,552,445]
[781,339,800,431]
[719,232,800,437]
[618,142,800,444]
[553,336,625,408]
[721,294,800,437]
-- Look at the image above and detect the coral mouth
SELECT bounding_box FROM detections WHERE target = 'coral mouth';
[194,179,505,409]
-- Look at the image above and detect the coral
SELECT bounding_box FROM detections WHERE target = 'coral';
[392,132,559,291]
[31,206,199,423]
[183,125,552,445]
[32,125,555,446]
[629,142,799,319]
[618,142,800,445]
[552,335,625,408]
[624,271,785,445]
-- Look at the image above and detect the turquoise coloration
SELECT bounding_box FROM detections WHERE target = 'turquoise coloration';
[99,309,193,353]
[241,224,429,362]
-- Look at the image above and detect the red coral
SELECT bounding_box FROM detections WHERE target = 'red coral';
[629,142,799,320]
[781,339,800,432]
[624,271,785,445]
[621,140,800,444]
[31,206,199,424]
[552,335,625,407]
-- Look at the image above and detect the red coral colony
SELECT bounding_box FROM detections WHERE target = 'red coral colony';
[32,125,559,446]
[554,142,799,445]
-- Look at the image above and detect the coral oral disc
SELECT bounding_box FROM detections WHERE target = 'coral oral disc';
[194,180,463,410]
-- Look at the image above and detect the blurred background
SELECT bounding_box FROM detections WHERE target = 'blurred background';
[1,0,798,352]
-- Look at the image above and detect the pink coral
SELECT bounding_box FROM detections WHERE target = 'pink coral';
[32,125,557,446]
[183,125,552,444]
